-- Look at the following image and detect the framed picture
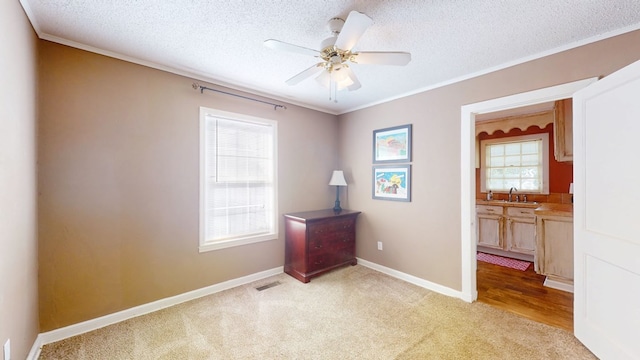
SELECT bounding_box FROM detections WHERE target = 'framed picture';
[373,124,412,163]
[372,165,411,202]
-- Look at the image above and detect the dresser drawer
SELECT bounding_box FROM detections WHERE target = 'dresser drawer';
[308,247,355,273]
[307,253,332,272]
[309,232,354,255]
[311,228,354,242]
[309,219,355,236]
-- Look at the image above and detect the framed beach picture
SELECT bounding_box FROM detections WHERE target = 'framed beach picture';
[373,124,412,163]
[372,165,411,202]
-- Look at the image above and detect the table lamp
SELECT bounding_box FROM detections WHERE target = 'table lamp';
[329,170,347,212]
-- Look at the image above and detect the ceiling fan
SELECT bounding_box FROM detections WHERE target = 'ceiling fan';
[264,11,411,94]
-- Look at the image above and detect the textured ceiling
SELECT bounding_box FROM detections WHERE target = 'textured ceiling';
[20,0,640,114]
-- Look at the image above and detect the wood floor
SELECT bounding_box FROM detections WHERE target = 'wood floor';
[477,259,573,331]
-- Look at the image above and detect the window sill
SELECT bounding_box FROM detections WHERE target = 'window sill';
[199,233,278,253]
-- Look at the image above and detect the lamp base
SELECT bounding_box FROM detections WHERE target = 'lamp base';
[333,200,342,213]
[333,186,342,213]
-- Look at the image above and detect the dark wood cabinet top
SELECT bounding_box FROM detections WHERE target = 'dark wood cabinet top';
[284,209,361,222]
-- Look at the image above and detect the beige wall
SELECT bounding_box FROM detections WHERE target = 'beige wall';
[339,30,640,291]
[37,41,338,331]
[0,1,39,358]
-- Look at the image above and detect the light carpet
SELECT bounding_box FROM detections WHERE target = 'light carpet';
[38,265,595,359]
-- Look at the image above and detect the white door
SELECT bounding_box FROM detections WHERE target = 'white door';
[573,59,640,359]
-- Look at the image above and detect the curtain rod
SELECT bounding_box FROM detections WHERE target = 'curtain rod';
[192,83,287,110]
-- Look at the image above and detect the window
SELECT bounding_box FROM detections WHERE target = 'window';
[199,107,277,252]
[480,133,549,194]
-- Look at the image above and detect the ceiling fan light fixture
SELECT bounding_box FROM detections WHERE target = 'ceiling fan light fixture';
[265,10,411,97]
[331,64,349,80]
[315,70,331,88]
[335,76,354,90]
[314,66,353,91]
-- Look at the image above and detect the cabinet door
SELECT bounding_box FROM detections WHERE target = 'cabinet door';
[506,216,536,254]
[477,214,503,249]
[554,99,573,162]
[538,216,574,280]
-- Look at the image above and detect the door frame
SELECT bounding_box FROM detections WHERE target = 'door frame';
[459,78,597,302]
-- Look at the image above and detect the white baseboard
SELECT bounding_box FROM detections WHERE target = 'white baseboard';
[356,258,464,299]
[27,339,42,360]
[543,276,574,293]
[28,261,462,358]
[28,266,283,359]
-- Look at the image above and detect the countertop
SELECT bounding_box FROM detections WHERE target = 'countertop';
[532,203,573,217]
[476,199,573,216]
[475,199,540,208]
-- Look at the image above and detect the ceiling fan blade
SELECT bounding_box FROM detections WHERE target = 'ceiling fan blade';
[334,11,373,51]
[264,39,319,57]
[345,67,361,91]
[351,52,412,66]
[285,63,325,85]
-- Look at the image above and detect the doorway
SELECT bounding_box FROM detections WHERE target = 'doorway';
[473,100,575,330]
[459,78,597,303]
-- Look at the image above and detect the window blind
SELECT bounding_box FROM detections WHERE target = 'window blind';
[203,114,275,244]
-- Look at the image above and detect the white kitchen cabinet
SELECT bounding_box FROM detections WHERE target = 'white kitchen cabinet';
[536,214,574,282]
[505,207,536,255]
[553,99,573,162]
[477,212,503,249]
[477,203,536,261]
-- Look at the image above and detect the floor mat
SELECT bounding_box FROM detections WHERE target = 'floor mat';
[477,252,531,271]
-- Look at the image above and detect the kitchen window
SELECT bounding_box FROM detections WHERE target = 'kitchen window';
[199,107,277,252]
[480,133,549,194]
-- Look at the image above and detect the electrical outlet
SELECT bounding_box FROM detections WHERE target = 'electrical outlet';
[377,241,383,251]
[3,339,10,360]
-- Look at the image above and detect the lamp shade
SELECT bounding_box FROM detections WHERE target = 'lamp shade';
[569,183,574,194]
[329,170,347,186]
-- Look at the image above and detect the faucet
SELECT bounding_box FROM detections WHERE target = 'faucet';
[508,187,518,202]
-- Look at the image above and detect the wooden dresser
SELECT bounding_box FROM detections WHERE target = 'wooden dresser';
[284,209,361,283]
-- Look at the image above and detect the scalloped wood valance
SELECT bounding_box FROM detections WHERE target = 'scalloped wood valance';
[476,110,554,136]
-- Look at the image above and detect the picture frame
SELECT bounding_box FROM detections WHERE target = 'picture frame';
[373,124,412,163]
[372,165,411,202]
